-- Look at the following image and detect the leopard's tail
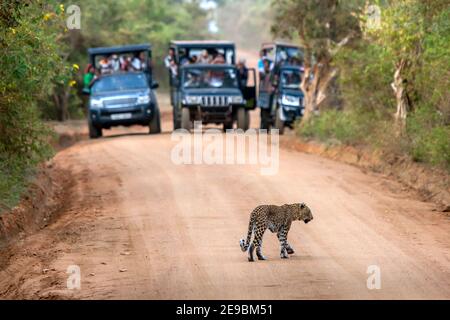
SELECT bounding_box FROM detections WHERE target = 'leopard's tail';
[240,212,254,252]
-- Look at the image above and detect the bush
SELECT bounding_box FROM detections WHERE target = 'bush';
[0,1,68,210]
[297,106,450,172]
[407,105,450,169]
[297,110,375,146]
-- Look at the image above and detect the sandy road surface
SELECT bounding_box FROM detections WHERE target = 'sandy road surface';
[1,101,449,300]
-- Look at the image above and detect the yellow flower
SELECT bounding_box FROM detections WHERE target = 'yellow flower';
[44,13,51,21]
[10,28,16,35]
[73,64,79,71]
[59,4,65,13]
[69,80,77,87]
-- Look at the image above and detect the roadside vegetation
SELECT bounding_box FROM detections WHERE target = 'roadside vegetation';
[0,1,70,209]
[272,0,450,171]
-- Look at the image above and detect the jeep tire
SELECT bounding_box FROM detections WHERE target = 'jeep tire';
[181,107,191,131]
[274,107,285,135]
[149,107,161,134]
[260,108,271,130]
[88,118,102,139]
[223,121,233,131]
[173,102,181,130]
[237,107,248,130]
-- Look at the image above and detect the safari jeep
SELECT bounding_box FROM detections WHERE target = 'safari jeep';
[175,63,256,131]
[258,42,304,134]
[168,41,256,131]
[262,65,304,134]
[85,44,160,138]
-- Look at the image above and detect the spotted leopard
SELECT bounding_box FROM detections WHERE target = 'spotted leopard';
[239,203,313,261]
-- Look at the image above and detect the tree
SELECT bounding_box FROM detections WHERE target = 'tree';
[271,0,361,120]
[366,0,449,128]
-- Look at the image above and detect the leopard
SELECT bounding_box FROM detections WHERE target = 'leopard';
[239,203,313,262]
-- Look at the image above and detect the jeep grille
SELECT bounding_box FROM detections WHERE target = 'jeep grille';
[201,96,230,107]
[103,98,137,108]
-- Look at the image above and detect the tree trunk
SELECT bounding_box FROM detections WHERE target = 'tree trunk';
[300,60,337,121]
[53,86,70,121]
[391,59,411,130]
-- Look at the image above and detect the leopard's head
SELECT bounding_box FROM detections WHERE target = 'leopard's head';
[296,203,313,224]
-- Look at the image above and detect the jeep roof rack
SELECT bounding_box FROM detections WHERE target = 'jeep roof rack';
[88,43,151,56]
[179,63,236,70]
[170,40,234,48]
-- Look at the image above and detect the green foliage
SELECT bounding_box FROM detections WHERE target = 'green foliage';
[297,110,375,146]
[271,0,363,62]
[407,105,450,168]
[334,41,395,117]
[0,1,68,209]
[415,7,450,119]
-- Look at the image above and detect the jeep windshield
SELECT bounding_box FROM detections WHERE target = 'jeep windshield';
[91,73,148,94]
[280,69,302,89]
[182,67,238,89]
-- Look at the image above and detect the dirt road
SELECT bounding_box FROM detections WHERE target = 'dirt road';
[1,101,450,299]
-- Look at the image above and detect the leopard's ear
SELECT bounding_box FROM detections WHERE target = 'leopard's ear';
[300,203,306,209]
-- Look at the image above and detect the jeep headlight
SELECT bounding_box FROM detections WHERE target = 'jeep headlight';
[137,95,151,104]
[230,95,244,104]
[281,95,300,106]
[90,98,103,108]
[183,96,202,105]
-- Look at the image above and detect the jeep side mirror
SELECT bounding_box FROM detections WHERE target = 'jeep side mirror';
[151,81,159,90]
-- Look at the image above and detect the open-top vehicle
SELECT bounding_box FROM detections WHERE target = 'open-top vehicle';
[175,63,256,131]
[258,42,304,133]
[85,44,160,138]
[168,41,256,131]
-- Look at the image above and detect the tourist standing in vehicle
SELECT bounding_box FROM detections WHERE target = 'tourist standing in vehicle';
[164,48,178,77]
[197,50,210,64]
[130,53,143,71]
[257,50,266,76]
[164,48,176,68]
[99,56,112,74]
[109,54,120,72]
[211,53,225,64]
[82,64,97,94]
[237,58,248,87]
[258,59,274,109]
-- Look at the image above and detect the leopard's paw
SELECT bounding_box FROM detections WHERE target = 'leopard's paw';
[239,239,246,252]
[286,247,295,254]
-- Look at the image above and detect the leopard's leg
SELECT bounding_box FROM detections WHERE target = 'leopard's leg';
[248,243,255,262]
[248,224,266,262]
[256,233,267,261]
[277,227,289,259]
